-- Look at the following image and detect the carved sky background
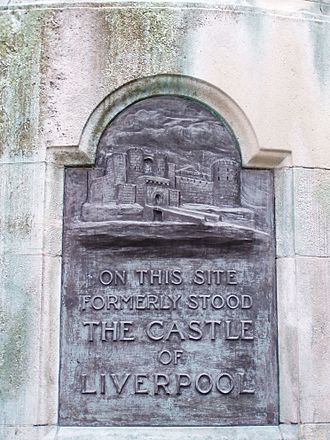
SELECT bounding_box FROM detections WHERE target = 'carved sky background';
[97,96,241,173]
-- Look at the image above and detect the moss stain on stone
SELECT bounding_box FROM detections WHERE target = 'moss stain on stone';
[0,9,44,159]
[316,179,330,216]
[0,253,37,403]
[242,1,266,55]
[101,7,187,88]
[0,305,30,395]
[0,213,32,237]
[310,19,330,88]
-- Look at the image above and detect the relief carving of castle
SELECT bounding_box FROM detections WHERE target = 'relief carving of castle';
[81,147,255,230]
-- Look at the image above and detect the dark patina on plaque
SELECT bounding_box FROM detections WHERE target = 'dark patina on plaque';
[59,96,278,426]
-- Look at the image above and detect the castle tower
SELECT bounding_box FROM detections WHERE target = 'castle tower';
[168,163,176,188]
[154,154,167,178]
[110,152,127,185]
[212,158,240,207]
[127,147,144,183]
[102,152,127,203]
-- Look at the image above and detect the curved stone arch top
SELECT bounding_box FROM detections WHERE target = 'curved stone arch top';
[48,74,290,168]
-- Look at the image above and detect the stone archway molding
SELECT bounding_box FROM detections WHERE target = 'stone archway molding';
[47,74,291,168]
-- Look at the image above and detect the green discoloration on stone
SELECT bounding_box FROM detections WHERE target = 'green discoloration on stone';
[0,308,29,394]
[0,213,32,237]
[243,1,265,51]
[316,179,330,216]
[0,10,44,160]
[310,20,330,87]
[102,8,187,87]
[0,254,37,404]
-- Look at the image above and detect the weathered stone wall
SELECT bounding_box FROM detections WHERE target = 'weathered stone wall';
[0,1,329,439]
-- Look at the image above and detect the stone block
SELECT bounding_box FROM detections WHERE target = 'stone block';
[0,254,43,425]
[299,423,330,440]
[43,164,65,257]
[0,254,61,426]
[51,426,285,440]
[0,163,46,256]
[293,168,330,257]
[36,255,61,425]
[277,257,299,423]
[275,168,295,258]
[279,424,299,440]
[275,167,330,258]
[0,425,53,440]
[296,257,330,423]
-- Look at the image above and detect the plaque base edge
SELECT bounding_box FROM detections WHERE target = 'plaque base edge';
[44,425,298,440]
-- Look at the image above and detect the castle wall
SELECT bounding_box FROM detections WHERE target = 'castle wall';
[112,153,127,185]
[87,168,105,203]
[127,148,144,183]
[153,154,167,177]
[117,183,136,204]
[176,176,213,204]
[168,163,176,188]
[136,177,147,205]
[169,189,180,207]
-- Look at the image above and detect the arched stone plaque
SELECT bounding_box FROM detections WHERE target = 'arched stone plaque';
[59,96,278,426]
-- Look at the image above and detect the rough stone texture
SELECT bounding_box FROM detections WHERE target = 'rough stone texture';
[276,257,299,424]
[36,255,62,425]
[0,163,46,255]
[0,9,45,164]
[277,255,330,425]
[0,424,303,440]
[296,256,330,423]
[280,425,301,440]
[43,164,65,257]
[0,426,54,440]
[47,425,295,440]
[300,423,330,440]
[1,1,330,167]
[275,167,330,258]
[275,168,295,258]
[276,167,330,258]
[0,254,43,425]
[293,168,330,257]
[0,0,330,439]
[0,253,61,427]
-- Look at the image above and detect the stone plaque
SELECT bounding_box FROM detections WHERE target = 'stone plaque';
[59,96,278,426]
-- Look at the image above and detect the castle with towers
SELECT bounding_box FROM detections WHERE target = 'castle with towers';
[81,146,246,225]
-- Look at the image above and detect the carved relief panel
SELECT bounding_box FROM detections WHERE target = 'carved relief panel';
[59,96,278,426]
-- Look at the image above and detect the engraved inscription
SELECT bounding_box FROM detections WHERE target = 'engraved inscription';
[80,371,255,396]
[59,96,278,426]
